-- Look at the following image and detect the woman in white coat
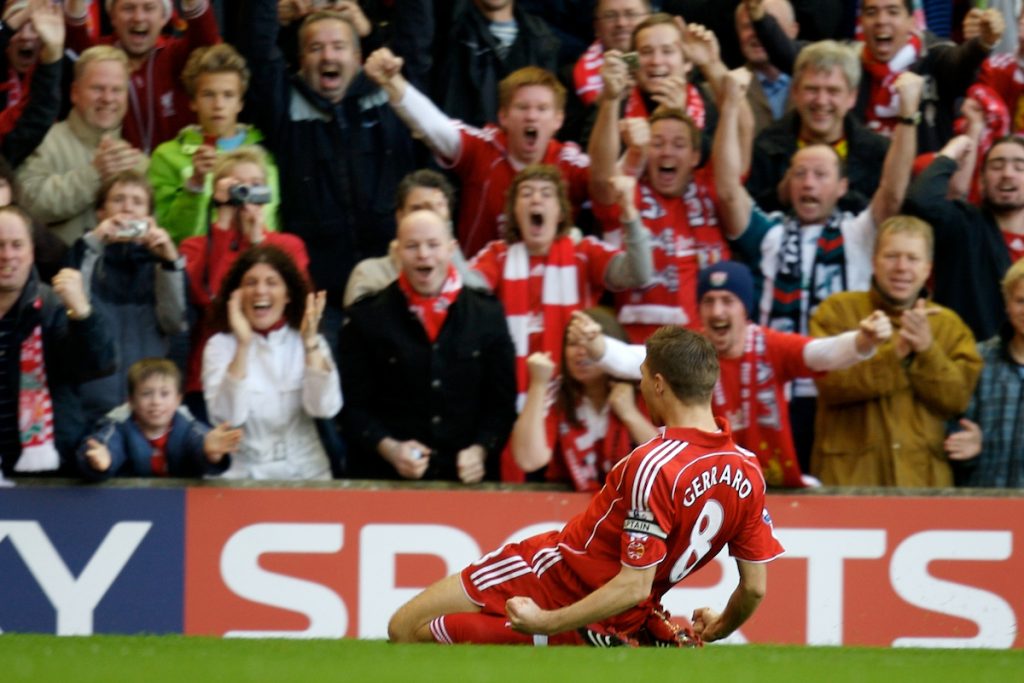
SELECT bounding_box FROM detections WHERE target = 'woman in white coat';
[202,245,342,479]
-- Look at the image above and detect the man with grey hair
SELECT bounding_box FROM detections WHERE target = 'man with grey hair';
[745,40,890,215]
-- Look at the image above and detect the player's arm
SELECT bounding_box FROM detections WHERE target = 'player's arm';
[506,564,655,636]
[691,558,766,642]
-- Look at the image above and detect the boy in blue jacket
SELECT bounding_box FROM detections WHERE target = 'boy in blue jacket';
[78,358,241,480]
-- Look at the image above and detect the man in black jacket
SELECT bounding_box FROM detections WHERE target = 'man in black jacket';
[340,209,516,483]
[904,134,1024,341]
[239,0,418,342]
[746,40,889,215]
[0,205,115,476]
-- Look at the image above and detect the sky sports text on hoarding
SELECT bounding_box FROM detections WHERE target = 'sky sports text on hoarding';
[1,486,1020,647]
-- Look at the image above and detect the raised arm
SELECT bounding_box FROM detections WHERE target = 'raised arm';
[364,47,461,161]
[587,49,631,206]
[510,352,556,473]
[869,72,922,226]
[603,175,653,290]
[713,70,755,239]
[803,309,891,371]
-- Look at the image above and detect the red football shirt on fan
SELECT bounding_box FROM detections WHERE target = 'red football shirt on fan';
[594,169,729,342]
[443,125,591,258]
[978,53,1024,132]
[460,419,784,635]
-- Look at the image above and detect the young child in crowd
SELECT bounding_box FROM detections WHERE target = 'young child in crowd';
[77,358,241,480]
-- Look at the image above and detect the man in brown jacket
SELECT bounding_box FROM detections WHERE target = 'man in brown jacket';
[810,216,982,487]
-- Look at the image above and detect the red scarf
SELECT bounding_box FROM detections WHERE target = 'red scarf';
[625,83,706,129]
[16,316,58,472]
[147,431,171,477]
[397,264,462,342]
[573,40,605,106]
[712,324,804,488]
[552,400,631,492]
[861,34,922,136]
[500,238,580,401]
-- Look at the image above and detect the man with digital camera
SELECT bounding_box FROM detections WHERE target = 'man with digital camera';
[68,169,188,426]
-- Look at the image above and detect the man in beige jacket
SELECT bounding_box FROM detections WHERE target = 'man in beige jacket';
[17,45,146,245]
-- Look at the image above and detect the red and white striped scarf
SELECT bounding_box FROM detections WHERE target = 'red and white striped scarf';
[861,34,922,136]
[573,40,606,106]
[501,238,580,403]
[625,83,706,129]
[17,320,58,472]
[397,264,462,342]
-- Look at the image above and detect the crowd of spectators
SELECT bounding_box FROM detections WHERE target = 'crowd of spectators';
[2,0,1023,490]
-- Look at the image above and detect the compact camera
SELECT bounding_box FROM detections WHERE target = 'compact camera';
[114,218,149,239]
[621,51,640,72]
[227,184,272,206]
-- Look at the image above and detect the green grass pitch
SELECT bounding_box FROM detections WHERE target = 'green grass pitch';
[2,636,1023,683]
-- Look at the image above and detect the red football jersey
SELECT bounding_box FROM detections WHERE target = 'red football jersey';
[444,124,591,259]
[460,419,784,635]
[594,170,730,342]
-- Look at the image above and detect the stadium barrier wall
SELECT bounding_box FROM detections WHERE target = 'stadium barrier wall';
[0,483,1021,648]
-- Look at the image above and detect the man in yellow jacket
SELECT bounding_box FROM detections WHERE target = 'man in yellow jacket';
[810,215,983,487]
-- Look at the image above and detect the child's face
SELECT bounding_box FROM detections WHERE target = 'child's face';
[190,71,244,138]
[130,375,181,434]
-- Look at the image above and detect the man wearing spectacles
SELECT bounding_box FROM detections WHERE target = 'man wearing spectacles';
[573,0,650,107]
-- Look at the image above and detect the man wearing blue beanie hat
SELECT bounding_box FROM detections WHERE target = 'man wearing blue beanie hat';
[697,261,756,320]
[568,261,896,488]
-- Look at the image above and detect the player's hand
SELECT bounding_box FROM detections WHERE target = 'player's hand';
[84,438,112,472]
[526,351,556,386]
[691,606,726,642]
[506,596,553,634]
[456,444,486,484]
[854,309,892,354]
[204,422,243,463]
[567,311,606,360]
[945,418,982,461]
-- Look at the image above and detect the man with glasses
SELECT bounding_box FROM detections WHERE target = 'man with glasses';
[573,0,650,107]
